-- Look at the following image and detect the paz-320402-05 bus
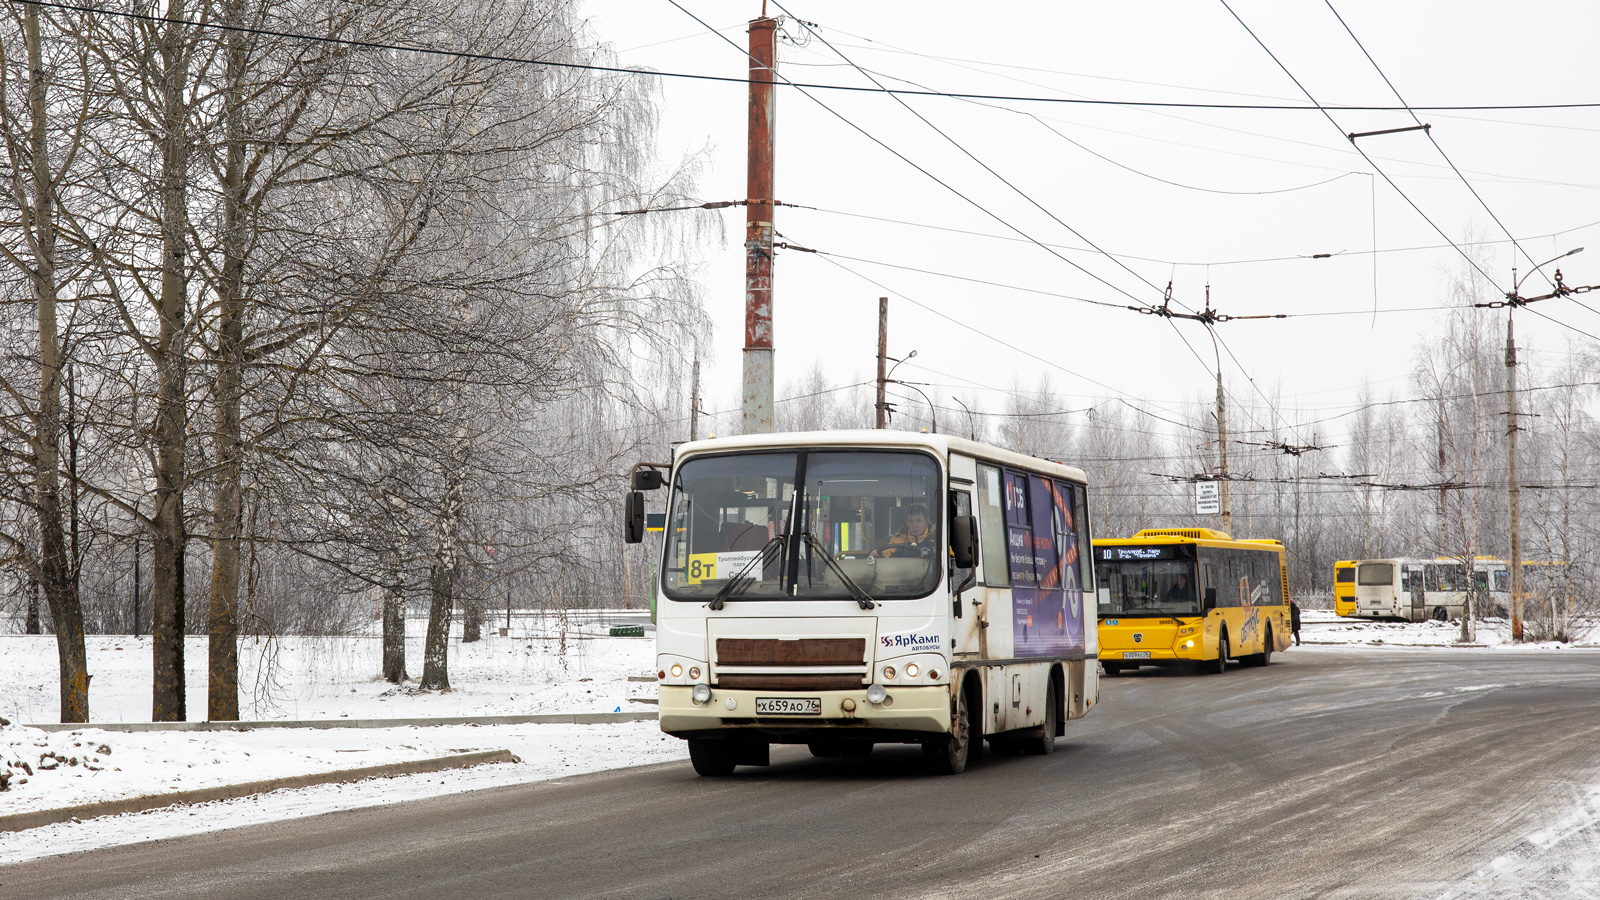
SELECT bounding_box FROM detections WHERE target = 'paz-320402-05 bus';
[623,431,1100,776]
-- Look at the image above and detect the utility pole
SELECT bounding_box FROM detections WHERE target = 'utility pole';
[689,354,701,442]
[875,297,888,428]
[1217,368,1231,535]
[1506,313,1523,641]
[741,15,777,435]
[1204,286,1231,535]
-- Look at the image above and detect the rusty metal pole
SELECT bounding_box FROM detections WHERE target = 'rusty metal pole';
[742,16,777,435]
[875,297,888,428]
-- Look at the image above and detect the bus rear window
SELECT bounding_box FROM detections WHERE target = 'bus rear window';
[1335,567,1355,583]
[1357,563,1394,586]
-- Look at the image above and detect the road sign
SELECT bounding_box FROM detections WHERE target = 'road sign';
[1195,481,1220,515]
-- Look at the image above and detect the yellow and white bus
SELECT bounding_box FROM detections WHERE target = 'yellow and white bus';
[1333,560,1357,617]
[1094,529,1291,675]
[625,431,1100,776]
[1351,557,1510,621]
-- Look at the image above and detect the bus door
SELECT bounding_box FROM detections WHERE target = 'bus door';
[1402,564,1426,619]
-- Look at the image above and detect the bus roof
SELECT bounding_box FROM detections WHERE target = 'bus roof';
[670,430,1089,484]
[1095,528,1286,551]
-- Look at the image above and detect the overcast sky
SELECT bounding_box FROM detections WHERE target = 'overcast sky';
[582,0,1600,448]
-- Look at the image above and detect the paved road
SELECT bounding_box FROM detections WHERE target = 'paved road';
[6,648,1599,900]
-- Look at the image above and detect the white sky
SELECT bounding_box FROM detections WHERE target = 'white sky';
[582,1,1600,446]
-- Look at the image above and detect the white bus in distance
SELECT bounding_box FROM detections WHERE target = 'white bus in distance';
[1352,557,1511,621]
[624,431,1100,776]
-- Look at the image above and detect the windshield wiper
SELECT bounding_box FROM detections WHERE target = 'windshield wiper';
[707,536,786,611]
[800,532,876,610]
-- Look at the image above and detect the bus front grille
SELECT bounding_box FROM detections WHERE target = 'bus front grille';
[713,638,868,690]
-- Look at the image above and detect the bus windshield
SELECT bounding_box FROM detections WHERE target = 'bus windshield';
[661,450,943,602]
[1095,560,1200,616]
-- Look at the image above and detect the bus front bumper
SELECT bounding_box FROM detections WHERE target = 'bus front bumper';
[659,684,951,739]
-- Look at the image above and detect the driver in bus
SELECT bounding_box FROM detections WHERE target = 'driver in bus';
[1165,572,1195,607]
[874,504,937,559]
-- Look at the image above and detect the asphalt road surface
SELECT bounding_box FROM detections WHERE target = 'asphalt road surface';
[6,648,1600,900]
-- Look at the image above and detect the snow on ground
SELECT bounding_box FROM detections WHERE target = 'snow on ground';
[1,616,656,725]
[1299,609,1600,650]
[1,618,687,864]
[0,720,685,865]
[3,610,1598,868]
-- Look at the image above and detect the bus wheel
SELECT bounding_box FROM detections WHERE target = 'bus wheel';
[925,682,974,775]
[840,741,874,757]
[1432,606,1448,622]
[1022,679,1059,756]
[1208,632,1229,675]
[1103,663,1123,677]
[808,741,841,758]
[1260,627,1273,667]
[688,739,737,777]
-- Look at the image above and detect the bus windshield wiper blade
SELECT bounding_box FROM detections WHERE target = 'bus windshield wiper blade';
[801,532,876,610]
[707,536,786,610]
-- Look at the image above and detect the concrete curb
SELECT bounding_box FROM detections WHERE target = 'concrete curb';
[24,711,659,733]
[0,749,518,834]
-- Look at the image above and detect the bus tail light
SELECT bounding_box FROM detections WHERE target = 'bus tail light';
[905,663,919,678]
[670,664,683,678]
[882,666,896,681]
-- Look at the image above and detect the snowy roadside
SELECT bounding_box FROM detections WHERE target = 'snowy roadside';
[1299,609,1600,649]
[1,625,685,863]
[0,720,686,865]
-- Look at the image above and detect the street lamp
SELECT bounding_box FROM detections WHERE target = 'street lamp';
[951,396,977,441]
[889,379,938,434]
[877,349,916,428]
[1511,247,1582,298]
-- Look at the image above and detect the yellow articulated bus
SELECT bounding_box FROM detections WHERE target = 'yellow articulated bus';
[1333,560,1357,617]
[1094,529,1292,675]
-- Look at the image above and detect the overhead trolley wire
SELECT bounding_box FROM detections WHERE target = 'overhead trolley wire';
[1323,1,1557,293]
[20,1,1600,113]
[671,0,1160,310]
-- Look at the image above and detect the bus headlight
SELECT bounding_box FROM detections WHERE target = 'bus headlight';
[692,683,713,705]
[866,684,888,705]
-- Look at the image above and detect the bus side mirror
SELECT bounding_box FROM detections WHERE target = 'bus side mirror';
[1203,587,1217,611]
[624,491,646,544]
[633,469,664,491]
[951,515,978,569]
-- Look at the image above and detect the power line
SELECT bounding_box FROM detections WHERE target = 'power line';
[1215,0,1505,296]
[1322,1,1555,293]
[22,1,1600,114]
[669,1,1161,310]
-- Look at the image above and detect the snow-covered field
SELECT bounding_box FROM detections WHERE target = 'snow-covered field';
[1,620,685,864]
[1300,608,1600,649]
[3,611,1598,869]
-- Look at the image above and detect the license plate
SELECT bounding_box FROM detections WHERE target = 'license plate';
[755,697,822,716]
[1123,651,1151,659]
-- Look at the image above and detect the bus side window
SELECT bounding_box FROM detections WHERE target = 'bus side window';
[976,463,1010,587]
[950,489,975,588]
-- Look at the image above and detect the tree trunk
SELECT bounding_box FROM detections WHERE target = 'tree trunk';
[461,594,481,643]
[420,470,463,690]
[22,5,89,723]
[207,0,248,722]
[382,529,408,683]
[151,0,193,722]
[420,553,453,691]
[25,573,41,634]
